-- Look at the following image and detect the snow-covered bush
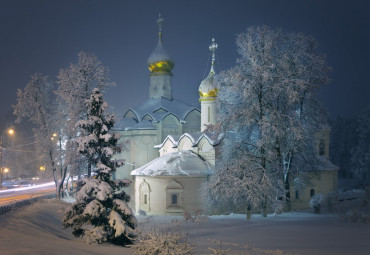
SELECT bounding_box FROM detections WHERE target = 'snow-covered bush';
[324,192,338,212]
[63,89,137,245]
[183,210,194,223]
[130,224,194,255]
[272,199,285,215]
[309,194,324,214]
[340,209,369,224]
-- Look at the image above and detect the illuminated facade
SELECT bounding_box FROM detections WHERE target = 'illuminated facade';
[128,37,222,215]
[114,15,201,208]
[115,16,338,215]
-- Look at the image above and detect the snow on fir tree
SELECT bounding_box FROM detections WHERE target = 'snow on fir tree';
[63,88,137,245]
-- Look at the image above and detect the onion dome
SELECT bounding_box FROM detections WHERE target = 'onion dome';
[147,14,174,75]
[199,71,218,99]
[199,38,219,101]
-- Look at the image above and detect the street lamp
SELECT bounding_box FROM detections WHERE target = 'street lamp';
[0,128,15,189]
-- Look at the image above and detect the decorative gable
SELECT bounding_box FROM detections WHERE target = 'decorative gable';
[153,108,168,114]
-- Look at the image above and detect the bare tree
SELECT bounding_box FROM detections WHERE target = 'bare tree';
[13,73,66,197]
[56,51,115,177]
[205,26,331,214]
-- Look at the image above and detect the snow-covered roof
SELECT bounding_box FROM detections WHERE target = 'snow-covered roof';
[117,98,199,130]
[131,150,213,176]
[114,118,156,131]
[316,156,340,171]
[154,132,224,149]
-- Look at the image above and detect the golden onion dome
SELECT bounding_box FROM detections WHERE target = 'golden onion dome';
[199,38,219,101]
[199,71,219,100]
[147,39,174,74]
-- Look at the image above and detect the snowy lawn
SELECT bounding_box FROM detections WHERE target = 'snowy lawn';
[0,198,369,255]
[137,212,370,255]
[0,199,133,255]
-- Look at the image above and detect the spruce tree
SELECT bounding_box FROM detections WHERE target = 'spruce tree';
[63,88,137,245]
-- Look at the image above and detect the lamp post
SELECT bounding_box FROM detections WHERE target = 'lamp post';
[0,128,15,189]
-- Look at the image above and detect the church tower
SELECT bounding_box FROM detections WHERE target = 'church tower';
[147,14,174,100]
[199,38,219,131]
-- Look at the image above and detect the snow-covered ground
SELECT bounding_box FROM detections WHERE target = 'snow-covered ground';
[0,198,369,255]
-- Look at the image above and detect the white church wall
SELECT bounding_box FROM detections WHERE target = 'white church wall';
[177,136,195,153]
[198,137,216,166]
[159,138,177,156]
[149,73,172,99]
[134,176,208,215]
[200,100,217,132]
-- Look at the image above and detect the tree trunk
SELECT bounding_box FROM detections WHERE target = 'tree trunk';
[284,172,291,211]
[261,198,268,217]
[246,205,252,220]
[88,162,91,177]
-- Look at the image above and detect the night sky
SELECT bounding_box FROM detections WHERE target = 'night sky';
[1,0,369,120]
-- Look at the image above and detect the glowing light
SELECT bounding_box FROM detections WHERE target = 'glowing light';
[3,168,9,173]
[8,129,14,135]
[40,166,45,171]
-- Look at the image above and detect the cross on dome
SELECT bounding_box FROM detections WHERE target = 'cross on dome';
[157,14,164,41]
[209,38,218,74]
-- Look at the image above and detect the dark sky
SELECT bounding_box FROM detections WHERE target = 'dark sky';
[1,0,369,120]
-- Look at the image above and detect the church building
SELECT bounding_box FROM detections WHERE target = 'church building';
[114,14,201,183]
[115,15,338,215]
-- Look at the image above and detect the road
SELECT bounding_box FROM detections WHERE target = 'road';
[0,181,55,205]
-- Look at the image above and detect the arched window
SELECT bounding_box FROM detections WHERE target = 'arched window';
[319,139,325,156]
[165,180,183,211]
[171,194,178,205]
[139,180,151,212]
[310,189,315,197]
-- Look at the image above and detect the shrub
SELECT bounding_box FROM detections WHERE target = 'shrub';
[340,209,369,223]
[325,192,338,212]
[309,194,324,214]
[130,224,195,255]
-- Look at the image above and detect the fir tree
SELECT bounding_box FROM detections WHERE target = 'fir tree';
[63,88,137,245]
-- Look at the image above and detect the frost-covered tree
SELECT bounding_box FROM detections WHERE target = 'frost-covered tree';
[350,107,370,189]
[63,88,137,245]
[56,51,115,177]
[13,73,66,197]
[205,26,331,213]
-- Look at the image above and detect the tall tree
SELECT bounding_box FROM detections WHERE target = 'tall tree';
[205,26,331,214]
[56,51,115,177]
[63,88,136,245]
[13,73,66,197]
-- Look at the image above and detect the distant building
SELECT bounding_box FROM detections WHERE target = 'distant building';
[290,126,339,210]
